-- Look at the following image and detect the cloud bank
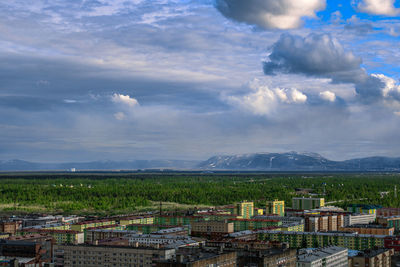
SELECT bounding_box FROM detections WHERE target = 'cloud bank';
[263,33,400,104]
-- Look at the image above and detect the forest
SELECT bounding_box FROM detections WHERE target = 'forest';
[0,172,399,215]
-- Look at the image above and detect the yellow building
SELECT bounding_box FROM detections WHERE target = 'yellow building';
[120,216,153,226]
[237,201,254,219]
[71,219,116,232]
[266,200,285,216]
[280,223,304,232]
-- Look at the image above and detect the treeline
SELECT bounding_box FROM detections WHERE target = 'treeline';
[0,173,400,214]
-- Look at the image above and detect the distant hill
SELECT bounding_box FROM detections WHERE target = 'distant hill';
[2,152,400,171]
[197,152,400,171]
[0,159,198,171]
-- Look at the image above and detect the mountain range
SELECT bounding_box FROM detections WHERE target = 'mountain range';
[1,152,400,171]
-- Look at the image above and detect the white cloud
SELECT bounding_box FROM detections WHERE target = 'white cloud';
[111,93,139,107]
[372,74,400,99]
[227,80,307,115]
[319,91,336,102]
[274,88,289,102]
[215,0,326,30]
[291,89,308,103]
[356,0,400,16]
[394,111,400,116]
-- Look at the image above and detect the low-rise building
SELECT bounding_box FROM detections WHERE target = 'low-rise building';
[349,248,394,267]
[296,246,348,267]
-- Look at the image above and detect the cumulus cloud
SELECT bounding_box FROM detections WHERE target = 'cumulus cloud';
[319,91,336,102]
[290,89,308,103]
[111,93,139,107]
[373,74,400,101]
[227,80,307,115]
[263,33,363,81]
[215,0,326,30]
[263,33,396,104]
[356,0,400,16]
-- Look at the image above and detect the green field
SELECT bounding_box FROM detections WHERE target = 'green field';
[0,172,399,215]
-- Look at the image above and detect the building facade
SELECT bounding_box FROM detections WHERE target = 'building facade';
[296,246,348,267]
[292,198,325,210]
[53,244,176,267]
[266,200,285,216]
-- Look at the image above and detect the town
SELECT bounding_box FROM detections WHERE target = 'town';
[1,197,400,266]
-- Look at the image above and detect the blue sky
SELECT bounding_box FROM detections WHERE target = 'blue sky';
[0,0,399,162]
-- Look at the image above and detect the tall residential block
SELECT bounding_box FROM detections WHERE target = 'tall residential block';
[266,200,285,216]
[292,197,324,210]
[237,201,254,219]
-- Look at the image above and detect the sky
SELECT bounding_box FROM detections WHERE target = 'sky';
[0,0,400,162]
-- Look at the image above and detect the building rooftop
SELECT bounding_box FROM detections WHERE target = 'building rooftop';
[353,248,392,258]
[151,227,186,234]
[344,224,393,229]
[297,246,347,263]
[257,230,387,238]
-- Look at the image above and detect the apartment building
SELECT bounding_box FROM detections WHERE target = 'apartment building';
[296,246,348,267]
[377,216,400,230]
[191,220,234,238]
[305,215,341,232]
[348,204,381,215]
[339,224,394,235]
[258,230,386,250]
[237,246,297,267]
[119,216,154,226]
[266,200,285,216]
[19,228,84,245]
[349,248,394,267]
[85,229,140,244]
[70,219,116,232]
[237,201,254,219]
[53,244,176,267]
[155,247,237,267]
[292,198,325,210]
[0,221,21,235]
[126,234,200,249]
[344,214,376,226]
